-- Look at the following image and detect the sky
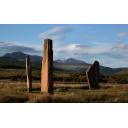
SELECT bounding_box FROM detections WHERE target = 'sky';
[0,24,128,68]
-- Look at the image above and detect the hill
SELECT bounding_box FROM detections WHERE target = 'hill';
[115,68,128,75]
[0,52,127,75]
[0,52,42,69]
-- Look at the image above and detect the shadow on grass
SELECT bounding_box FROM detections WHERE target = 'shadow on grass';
[36,93,128,103]
[54,86,89,92]
[36,94,79,103]
[0,95,28,103]
[35,94,109,103]
[31,87,41,93]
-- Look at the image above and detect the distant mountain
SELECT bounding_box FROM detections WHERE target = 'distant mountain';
[54,58,89,73]
[54,58,125,75]
[3,52,42,62]
[114,68,128,75]
[99,66,124,75]
[55,58,88,65]
[0,52,127,75]
[0,52,42,69]
[3,52,26,59]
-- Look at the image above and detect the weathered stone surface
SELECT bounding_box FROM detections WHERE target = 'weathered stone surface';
[26,55,32,92]
[41,39,53,93]
[86,61,100,89]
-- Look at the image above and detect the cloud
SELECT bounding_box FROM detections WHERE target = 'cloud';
[117,32,128,37]
[39,26,73,53]
[106,42,128,60]
[112,42,128,50]
[55,43,111,56]
[0,41,41,56]
[53,41,128,68]
[54,43,111,63]
[39,26,72,39]
[97,42,128,67]
[1,39,127,68]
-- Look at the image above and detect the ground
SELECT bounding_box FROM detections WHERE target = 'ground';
[0,80,128,103]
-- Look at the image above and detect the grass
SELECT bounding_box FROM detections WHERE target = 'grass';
[1,68,128,103]
[0,68,41,80]
[1,68,128,84]
[0,81,128,103]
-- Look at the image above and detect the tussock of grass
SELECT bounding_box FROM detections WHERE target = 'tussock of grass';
[0,81,128,103]
[0,95,28,103]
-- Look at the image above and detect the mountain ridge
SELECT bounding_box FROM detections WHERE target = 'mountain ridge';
[0,51,128,75]
[55,58,88,65]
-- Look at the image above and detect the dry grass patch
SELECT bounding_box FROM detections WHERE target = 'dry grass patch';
[0,81,128,103]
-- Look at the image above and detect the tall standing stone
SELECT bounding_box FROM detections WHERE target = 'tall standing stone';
[26,55,32,92]
[41,39,53,93]
[86,61,100,89]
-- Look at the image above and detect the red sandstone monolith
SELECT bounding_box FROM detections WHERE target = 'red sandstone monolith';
[86,61,100,89]
[41,39,53,93]
[26,55,32,92]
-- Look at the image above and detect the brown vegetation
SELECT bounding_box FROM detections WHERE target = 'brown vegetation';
[0,68,128,103]
[0,81,128,103]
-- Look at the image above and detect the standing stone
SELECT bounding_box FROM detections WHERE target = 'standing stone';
[86,61,100,89]
[26,55,32,92]
[41,39,53,93]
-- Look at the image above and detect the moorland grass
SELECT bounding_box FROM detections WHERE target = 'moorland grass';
[0,81,128,103]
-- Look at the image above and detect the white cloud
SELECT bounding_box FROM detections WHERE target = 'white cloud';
[38,27,128,68]
[112,42,128,50]
[0,41,41,56]
[39,26,73,52]
[108,42,128,60]
[53,41,128,68]
[1,39,128,68]
[117,32,128,37]
[55,43,111,56]
[39,26,72,39]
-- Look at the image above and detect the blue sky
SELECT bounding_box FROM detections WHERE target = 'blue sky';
[0,24,128,68]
